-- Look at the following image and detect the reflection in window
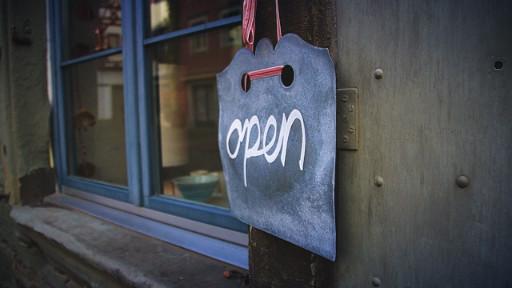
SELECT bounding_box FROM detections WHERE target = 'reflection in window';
[147,0,241,37]
[63,0,122,59]
[65,54,128,185]
[148,24,241,208]
[219,7,242,48]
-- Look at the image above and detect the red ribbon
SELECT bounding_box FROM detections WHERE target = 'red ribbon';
[242,0,282,52]
[242,0,284,86]
[242,0,257,51]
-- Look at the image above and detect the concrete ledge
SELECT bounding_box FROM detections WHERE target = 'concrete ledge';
[11,205,245,288]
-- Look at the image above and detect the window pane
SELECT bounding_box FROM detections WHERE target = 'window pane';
[148,26,242,208]
[63,0,122,59]
[64,54,128,186]
[147,0,241,37]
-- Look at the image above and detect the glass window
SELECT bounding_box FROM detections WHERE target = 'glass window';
[53,0,244,230]
[64,54,128,186]
[147,25,241,208]
[63,0,122,59]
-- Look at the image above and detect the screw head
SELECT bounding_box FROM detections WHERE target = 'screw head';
[456,175,470,188]
[372,277,382,287]
[374,176,384,187]
[374,68,384,79]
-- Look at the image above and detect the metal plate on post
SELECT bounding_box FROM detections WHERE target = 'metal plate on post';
[337,88,359,150]
[217,34,336,260]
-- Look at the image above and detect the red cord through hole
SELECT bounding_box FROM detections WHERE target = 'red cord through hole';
[247,65,284,80]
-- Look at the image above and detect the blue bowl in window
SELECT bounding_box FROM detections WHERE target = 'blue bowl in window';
[173,175,219,202]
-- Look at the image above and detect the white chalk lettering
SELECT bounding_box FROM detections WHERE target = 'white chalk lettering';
[226,109,306,187]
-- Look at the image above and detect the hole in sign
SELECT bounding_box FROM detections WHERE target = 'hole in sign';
[241,65,294,92]
[241,73,251,92]
[281,65,294,87]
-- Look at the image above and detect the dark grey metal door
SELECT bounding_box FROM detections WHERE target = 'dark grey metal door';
[334,0,512,287]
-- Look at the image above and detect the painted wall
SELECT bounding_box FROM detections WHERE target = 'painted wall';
[0,0,52,204]
[0,1,55,286]
[0,0,14,198]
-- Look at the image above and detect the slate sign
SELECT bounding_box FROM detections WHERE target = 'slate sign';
[217,34,336,260]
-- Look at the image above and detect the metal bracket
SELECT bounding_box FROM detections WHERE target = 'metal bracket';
[336,88,359,150]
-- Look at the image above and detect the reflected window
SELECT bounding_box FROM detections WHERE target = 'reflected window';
[188,16,209,54]
[190,82,217,126]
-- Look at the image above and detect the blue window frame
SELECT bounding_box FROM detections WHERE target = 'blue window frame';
[49,0,246,233]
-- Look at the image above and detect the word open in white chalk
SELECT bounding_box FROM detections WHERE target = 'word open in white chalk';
[226,109,306,187]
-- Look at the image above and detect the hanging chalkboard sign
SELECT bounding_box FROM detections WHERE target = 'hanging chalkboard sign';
[217,33,336,261]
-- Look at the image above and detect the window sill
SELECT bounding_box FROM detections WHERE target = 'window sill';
[51,188,248,267]
[10,204,247,287]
